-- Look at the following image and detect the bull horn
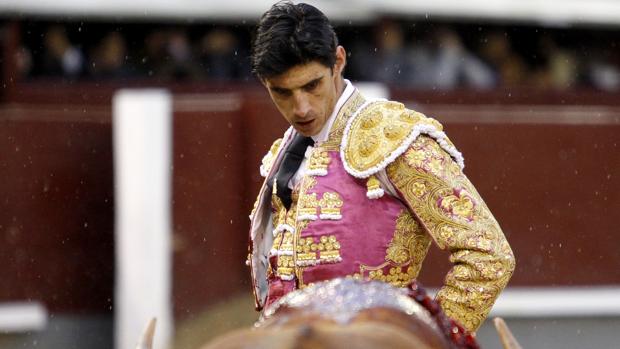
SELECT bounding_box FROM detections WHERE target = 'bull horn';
[135,317,157,349]
[493,317,523,349]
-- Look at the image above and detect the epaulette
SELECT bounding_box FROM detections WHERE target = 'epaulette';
[259,138,283,177]
[340,100,464,180]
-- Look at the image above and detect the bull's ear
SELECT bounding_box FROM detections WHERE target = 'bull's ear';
[136,317,157,349]
[493,317,523,349]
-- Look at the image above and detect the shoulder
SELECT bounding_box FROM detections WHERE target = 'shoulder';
[340,99,464,178]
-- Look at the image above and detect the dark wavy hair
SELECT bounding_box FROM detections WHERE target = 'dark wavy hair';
[251,1,339,79]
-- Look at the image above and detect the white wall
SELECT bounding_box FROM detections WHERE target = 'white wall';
[113,89,173,349]
[2,0,620,26]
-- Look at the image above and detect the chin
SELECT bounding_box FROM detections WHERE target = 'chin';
[293,124,317,137]
[296,129,313,137]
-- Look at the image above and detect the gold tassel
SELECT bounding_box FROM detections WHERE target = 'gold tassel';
[366,175,384,199]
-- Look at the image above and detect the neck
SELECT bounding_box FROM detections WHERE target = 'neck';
[335,76,345,99]
[325,76,345,118]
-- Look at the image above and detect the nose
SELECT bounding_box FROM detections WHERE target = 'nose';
[292,92,311,119]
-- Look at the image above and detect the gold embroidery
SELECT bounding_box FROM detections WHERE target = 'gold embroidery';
[295,184,344,221]
[386,213,431,269]
[255,91,366,295]
[352,211,430,288]
[386,135,515,332]
[271,183,290,228]
[439,189,475,221]
[307,149,331,175]
[295,234,342,266]
[404,148,427,168]
[292,175,320,286]
[298,192,320,218]
[270,177,316,280]
[360,111,382,129]
[366,175,381,192]
[318,192,343,219]
[321,91,366,150]
[276,255,295,276]
[354,265,417,287]
[318,234,342,263]
[260,138,283,177]
[275,231,296,278]
[342,101,443,173]
[358,133,380,157]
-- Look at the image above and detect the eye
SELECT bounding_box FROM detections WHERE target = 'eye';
[272,88,291,97]
[304,79,320,91]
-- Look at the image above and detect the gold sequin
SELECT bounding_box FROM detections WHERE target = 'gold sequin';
[295,235,343,266]
[307,149,331,174]
[318,192,344,218]
[298,192,320,218]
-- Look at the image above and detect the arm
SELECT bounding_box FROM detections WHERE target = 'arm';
[386,135,515,332]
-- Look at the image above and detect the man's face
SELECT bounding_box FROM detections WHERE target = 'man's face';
[262,46,346,137]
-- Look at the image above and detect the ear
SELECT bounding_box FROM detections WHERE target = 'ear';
[334,45,347,76]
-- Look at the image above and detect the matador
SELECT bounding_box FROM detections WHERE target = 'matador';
[247,2,515,332]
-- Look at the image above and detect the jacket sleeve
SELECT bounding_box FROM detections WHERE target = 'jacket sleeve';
[385,135,515,332]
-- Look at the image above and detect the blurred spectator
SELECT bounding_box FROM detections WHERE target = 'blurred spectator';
[585,47,620,91]
[407,27,495,89]
[532,35,579,90]
[433,27,495,89]
[15,45,33,78]
[13,20,619,89]
[41,25,84,77]
[371,20,410,84]
[160,29,202,80]
[348,20,409,84]
[90,32,132,78]
[138,30,169,78]
[479,31,528,87]
[198,28,250,80]
[404,29,436,88]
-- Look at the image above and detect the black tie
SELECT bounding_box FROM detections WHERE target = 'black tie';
[275,134,315,210]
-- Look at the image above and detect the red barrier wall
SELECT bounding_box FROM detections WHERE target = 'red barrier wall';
[1,82,619,319]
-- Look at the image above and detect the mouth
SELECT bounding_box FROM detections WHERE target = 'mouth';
[296,119,314,128]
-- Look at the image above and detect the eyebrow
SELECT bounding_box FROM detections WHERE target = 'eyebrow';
[270,75,324,93]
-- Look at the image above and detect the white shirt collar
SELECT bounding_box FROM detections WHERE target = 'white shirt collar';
[311,79,355,143]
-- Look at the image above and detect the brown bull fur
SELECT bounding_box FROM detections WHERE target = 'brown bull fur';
[200,321,436,349]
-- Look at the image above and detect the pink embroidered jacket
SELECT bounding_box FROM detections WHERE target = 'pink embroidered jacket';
[248,90,515,331]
